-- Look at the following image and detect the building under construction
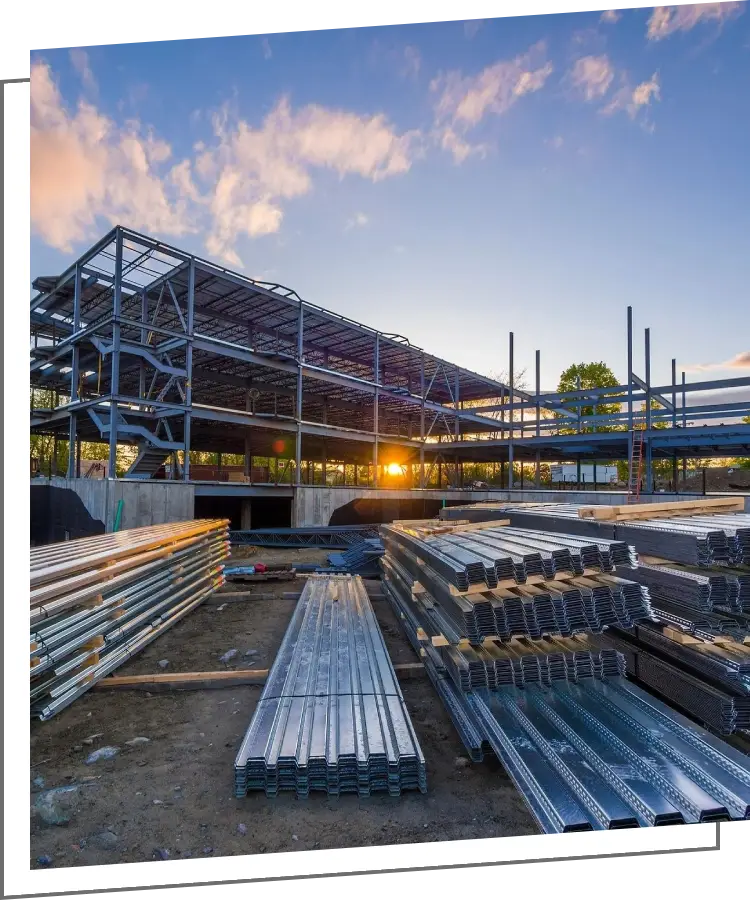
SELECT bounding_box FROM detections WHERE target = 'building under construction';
[30,226,750,530]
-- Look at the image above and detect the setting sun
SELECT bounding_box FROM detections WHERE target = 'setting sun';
[385,463,404,477]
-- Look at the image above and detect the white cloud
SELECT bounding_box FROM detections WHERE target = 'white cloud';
[401,45,421,80]
[431,42,553,162]
[600,10,622,24]
[69,48,97,95]
[345,211,370,230]
[31,60,193,253]
[647,3,745,41]
[546,134,564,149]
[601,71,661,121]
[261,37,273,60]
[570,55,615,101]
[685,351,750,372]
[31,61,418,266]
[464,20,484,39]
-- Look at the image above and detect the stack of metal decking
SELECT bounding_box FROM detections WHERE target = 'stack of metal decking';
[380,518,750,831]
[30,520,229,720]
[440,503,750,569]
[380,523,649,643]
[627,563,750,615]
[234,574,427,799]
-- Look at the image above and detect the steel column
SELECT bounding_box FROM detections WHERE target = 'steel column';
[183,258,195,481]
[373,333,380,488]
[508,332,514,490]
[295,305,304,485]
[627,306,634,431]
[535,349,541,487]
[671,358,678,491]
[419,352,425,488]
[645,327,653,492]
[108,231,123,478]
[67,263,82,478]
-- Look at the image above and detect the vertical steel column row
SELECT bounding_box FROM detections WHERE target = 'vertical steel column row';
[508,332,514,491]
[295,305,304,485]
[67,263,82,478]
[373,334,380,488]
[108,230,123,478]
[183,259,195,482]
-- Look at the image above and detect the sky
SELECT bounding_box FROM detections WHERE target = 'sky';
[29,3,750,392]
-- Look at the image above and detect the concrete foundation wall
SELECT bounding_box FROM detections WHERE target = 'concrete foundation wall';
[40,478,195,532]
[292,486,750,526]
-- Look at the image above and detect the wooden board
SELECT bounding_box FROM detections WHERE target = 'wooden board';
[441,519,510,533]
[578,497,744,521]
[94,662,426,692]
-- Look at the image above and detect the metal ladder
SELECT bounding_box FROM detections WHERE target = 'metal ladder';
[627,414,646,502]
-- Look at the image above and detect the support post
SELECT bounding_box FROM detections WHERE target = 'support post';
[626,306,634,484]
[295,305,304,486]
[108,231,123,478]
[183,258,195,482]
[645,327,653,493]
[139,289,147,401]
[535,349,541,487]
[419,352,425,488]
[67,262,82,478]
[671,358,678,492]
[373,333,380,488]
[682,371,687,483]
[508,332,514,490]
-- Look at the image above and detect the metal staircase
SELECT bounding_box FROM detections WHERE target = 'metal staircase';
[86,406,183,481]
[125,445,171,479]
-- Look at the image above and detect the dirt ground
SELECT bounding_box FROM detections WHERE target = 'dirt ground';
[30,550,538,870]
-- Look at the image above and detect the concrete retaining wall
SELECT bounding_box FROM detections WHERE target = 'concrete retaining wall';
[292,486,750,526]
[39,478,195,532]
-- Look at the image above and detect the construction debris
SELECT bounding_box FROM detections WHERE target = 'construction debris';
[30,520,229,719]
[233,575,427,798]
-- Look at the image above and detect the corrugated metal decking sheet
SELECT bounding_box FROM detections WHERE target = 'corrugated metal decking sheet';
[234,574,427,798]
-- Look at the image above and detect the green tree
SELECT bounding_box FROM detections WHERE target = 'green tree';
[556,361,623,434]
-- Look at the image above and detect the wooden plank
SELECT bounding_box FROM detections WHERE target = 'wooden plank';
[94,662,426,692]
[446,519,510,533]
[664,627,702,645]
[578,497,744,521]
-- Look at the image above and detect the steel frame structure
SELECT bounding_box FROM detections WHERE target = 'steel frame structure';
[30,227,750,490]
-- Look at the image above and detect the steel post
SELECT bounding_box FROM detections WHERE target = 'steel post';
[645,327,653,492]
[108,231,123,478]
[67,263,82,478]
[182,259,195,481]
[295,305,304,485]
[508,332,514,490]
[373,334,380,488]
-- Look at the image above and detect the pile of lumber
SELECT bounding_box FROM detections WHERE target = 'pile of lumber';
[30,520,229,720]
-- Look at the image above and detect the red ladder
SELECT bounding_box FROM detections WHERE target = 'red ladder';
[627,416,645,502]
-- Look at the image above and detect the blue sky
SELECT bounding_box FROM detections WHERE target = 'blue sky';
[30,4,750,391]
